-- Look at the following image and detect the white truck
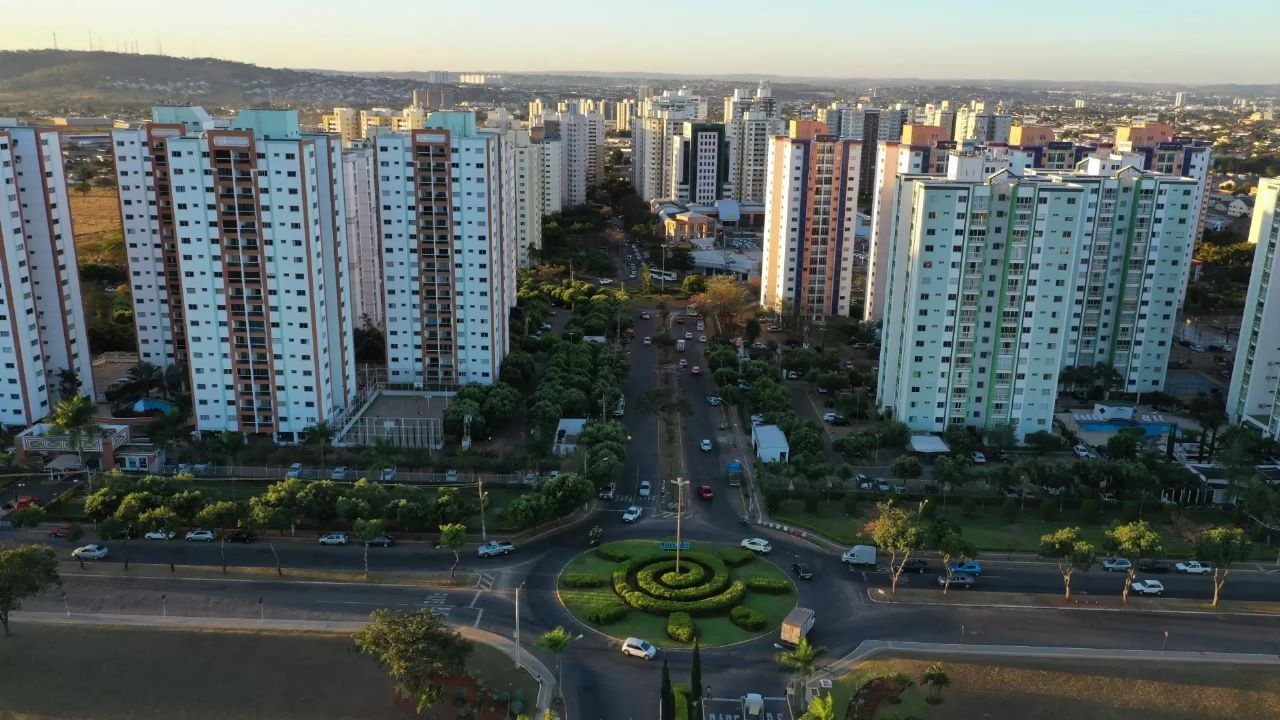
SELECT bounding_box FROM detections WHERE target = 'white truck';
[780,607,815,646]
[841,544,877,566]
[1175,561,1212,575]
[676,339,686,352]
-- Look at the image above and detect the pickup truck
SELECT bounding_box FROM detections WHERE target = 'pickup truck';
[1174,561,1212,575]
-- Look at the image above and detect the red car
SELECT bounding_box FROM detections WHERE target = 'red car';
[15,496,38,509]
[48,523,71,538]
[698,485,714,500]
[675,317,686,324]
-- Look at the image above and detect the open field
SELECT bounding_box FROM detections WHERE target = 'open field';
[0,623,537,720]
[829,656,1280,720]
[68,187,125,267]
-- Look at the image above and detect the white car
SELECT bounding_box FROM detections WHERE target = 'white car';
[638,480,652,497]
[185,529,217,542]
[699,335,707,343]
[1175,561,1212,575]
[477,540,515,557]
[787,371,800,380]
[1130,579,1165,596]
[706,396,722,406]
[643,336,652,346]
[72,544,109,560]
[287,462,303,478]
[1102,557,1132,572]
[750,414,765,426]
[741,538,772,554]
[144,530,175,540]
[330,466,349,480]
[684,332,693,340]
[1073,444,1092,458]
[971,451,987,464]
[621,636,657,659]
[700,439,713,452]
[822,411,839,422]
[318,532,349,546]
[622,506,643,523]
[380,467,397,482]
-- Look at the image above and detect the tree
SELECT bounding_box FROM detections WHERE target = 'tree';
[1192,526,1250,608]
[538,626,575,700]
[438,523,467,580]
[985,422,1017,455]
[353,608,473,712]
[195,500,240,530]
[799,694,835,720]
[682,274,706,295]
[9,507,47,532]
[215,431,245,468]
[55,368,83,401]
[638,265,654,294]
[690,638,702,706]
[50,394,96,470]
[0,544,61,637]
[928,519,975,596]
[889,455,922,481]
[660,656,675,720]
[745,317,762,343]
[354,518,388,580]
[361,438,400,478]
[1039,527,1098,600]
[692,276,747,329]
[921,663,951,703]
[865,501,926,597]
[775,638,827,701]
[137,506,180,538]
[1104,521,1162,605]
[97,517,132,569]
[303,421,338,472]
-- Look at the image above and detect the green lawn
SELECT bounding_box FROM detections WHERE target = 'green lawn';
[559,539,797,648]
[772,498,863,545]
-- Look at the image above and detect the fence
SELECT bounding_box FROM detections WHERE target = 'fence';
[131,463,544,487]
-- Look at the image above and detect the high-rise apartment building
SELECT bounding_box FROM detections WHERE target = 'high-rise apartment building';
[115,108,356,438]
[323,101,427,146]
[322,107,360,146]
[532,110,604,207]
[530,124,566,216]
[375,112,517,389]
[342,143,383,327]
[818,103,906,195]
[1228,179,1280,436]
[633,90,705,201]
[760,121,863,321]
[614,99,637,133]
[0,120,96,424]
[509,129,545,266]
[668,122,730,204]
[725,84,783,204]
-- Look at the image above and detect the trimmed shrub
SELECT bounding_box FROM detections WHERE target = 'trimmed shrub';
[1079,499,1100,524]
[729,605,766,631]
[561,573,609,589]
[1000,498,1017,520]
[661,563,708,588]
[961,497,979,518]
[595,545,631,562]
[617,579,747,616]
[636,558,731,600]
[745,577,792,594]
[667,611,695,642]
[673,684,692,720]
[586,600,629,624]
[720,548,756,567]
[1038,498,1059,522]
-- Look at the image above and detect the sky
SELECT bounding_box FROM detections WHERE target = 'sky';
[2,0,1279,84]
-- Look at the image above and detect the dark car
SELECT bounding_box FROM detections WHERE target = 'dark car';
[791,563,813,580]
[365,534,395,548]
[896,558,928,574]
[829,416,850,426]
[225,529,257,543]
[1137,559,1171,573]
[921,484,940,494]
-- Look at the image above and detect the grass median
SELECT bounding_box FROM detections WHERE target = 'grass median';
[868,586,1280,616]
[61,560,477,587]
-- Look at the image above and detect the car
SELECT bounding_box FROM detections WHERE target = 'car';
[787,370,800,380]
[477,540,515,557]
[71,544,109,560]
[684,332,693,340]
[1073,444,1093,458]
[622,506,643,523]
[445,469,460,483]
[640,312,651,320]
[225,529,257,543]
[620,637,658,660]
[895,559,929,574]
[1137,559,1171,573]
[892,484,908,495]
[675,316,685,324]
[971,451,987,464]
[144,529,176,540]
[750,342,768,350]
[643,336,652,345]
[318,532,349,546]
[1188,344,1206,353]
[791,562,813,580]
[822,411,840,422]
[185,529,217,542]
[829,416,849,426]
[706,396,722,406]
[698,335,707,343]
[938,573,976,589]
[48,523,71,538]
[635,479,652,498]
[364,534,395,547]
[678,358,688,368]
[737,381,751,391]
[14,495,38,509]
[947,560,983,576]
[750,414,765,425]
[1175,561,1212,575]
[330,466,350,480]
[1102,557,1132,572]
[538,322,553,332]
[599,483,617,500]
[380,467,397,482]
[1130,579,1165,596]
[696,321,705,331]
[741,538,772,554]
[698,485,714,500]
[287,462,303,478]
[767,325,783,332]
[700,439,713,452]
[691,365,702,375]
[877,480,892,493]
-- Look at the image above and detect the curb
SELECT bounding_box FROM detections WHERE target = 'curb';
[863,588,1280,619]
[825,639,1280,672]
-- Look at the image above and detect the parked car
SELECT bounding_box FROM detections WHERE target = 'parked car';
[620,636,658,660]
[1130,579,1165,596]
[287,462,303,478]
[699,439,713,452]
[638,480,652,497]
[1073,444,1092,458]
[892,484,908,495]
[698,485,714,500]
[225,529,257,543]
[643,336,652,345]
[706,396,722,406]
[144,529,175,540]
[477,540,515,557]
[1137,559,1171,573]
[364,534,395,547]
[48,523,72,538]
[1175,561,1212,575]
[876,480,892,493]
[599,483,617,501]
[791,563,814,580]
[895,558,929,574]
[787,370,800,380]
[829,416,849,426]
[330,466,350,481]
[1102,557,1132,572]
[971,451,987,464]
[678,358,688,368]
[698,335,707,343]
[947,560,983,576]
[622,506,643,523]
[185,529,217,542]
[318,532,349,546]
[740,538,772,554]
[379,467,397,482]
[938,573,976,588]
[71,544,109,560]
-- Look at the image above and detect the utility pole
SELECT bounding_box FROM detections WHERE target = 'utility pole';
[514,583,524,669]
[673,476,689,573]
[477,476,488,541]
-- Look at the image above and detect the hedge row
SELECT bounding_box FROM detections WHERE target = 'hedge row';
[745,577,792,594]
[595,545,632,562]
[614,572,747,616]
[667,611,695,642]
[586,599,629,624]
[635,559,730,601]
[660,563,708,588]
[719,548,757,567]
[729,605,766,631]
[561,573,609,588]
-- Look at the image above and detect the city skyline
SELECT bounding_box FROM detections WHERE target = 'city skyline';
[4,0,1280,85]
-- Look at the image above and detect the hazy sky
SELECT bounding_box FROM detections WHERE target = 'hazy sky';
[3,0,1278,84]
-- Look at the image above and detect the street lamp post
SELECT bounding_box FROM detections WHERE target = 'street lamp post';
[477,477,489,541]
[672,477,689,573]
[514,582,524,669]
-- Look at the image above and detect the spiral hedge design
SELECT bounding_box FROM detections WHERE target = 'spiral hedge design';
[610,551,746,616]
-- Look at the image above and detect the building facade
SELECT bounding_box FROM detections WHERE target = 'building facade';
[632,90,705,201]
[725,84,783,204]
[668,122,730,205]
[533,110,604,208]
[510,128,545,266]
[1228,179,1280,436]
[342,144,383,327]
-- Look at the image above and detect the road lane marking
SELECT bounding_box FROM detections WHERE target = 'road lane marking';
[469,591,482,608]
[473,608,483,627]
[476,573,496,591]
[314,600,422,607]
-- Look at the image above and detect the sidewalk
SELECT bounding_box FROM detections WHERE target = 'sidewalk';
[14,610,557,711]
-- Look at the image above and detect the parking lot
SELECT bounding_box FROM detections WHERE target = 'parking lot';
[703,694,791,720]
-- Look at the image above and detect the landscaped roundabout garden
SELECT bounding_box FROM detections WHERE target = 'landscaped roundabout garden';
[558,539,798,648]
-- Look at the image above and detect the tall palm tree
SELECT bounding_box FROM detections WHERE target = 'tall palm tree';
[51,394,97,471]
[775,639,827,707]
[127,362,163,398]
[304,421,338,472]
[161,364,188,401]
[361,436,399,477]
[799,694,835,720]
[537,626,576,700]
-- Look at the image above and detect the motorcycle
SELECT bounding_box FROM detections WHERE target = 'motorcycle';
[739,515,750,527]
[588,526,603,546]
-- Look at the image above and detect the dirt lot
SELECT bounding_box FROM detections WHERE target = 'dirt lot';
[0,623,534,720]
[832,656,1280,720]
[68,187,125,267]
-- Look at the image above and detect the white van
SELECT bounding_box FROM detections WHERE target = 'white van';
[841,545,877,566]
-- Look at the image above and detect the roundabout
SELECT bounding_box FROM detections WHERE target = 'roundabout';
[558,539,798,648]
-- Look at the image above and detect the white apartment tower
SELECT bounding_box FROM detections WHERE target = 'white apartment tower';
[633,90,706,201]
[1228,179,1280,436]
[115,108,357,439]
[532,124,566,215]
[668,122,730,204]
[342,144,383,326]
[375,111,517,389]
[533,110,604,208]
[725,84,783,203]
[0,120,96,424]
[510,129,545,266]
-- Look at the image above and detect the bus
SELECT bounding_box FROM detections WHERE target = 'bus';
[650,269,677,282]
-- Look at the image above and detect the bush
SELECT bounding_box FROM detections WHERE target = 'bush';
[561,573,609,588]
[961,497,979,518]
[745,577,792,594]
[661,564,709,588]
[616,578,747,616]
[635,557,731,600]
[803,491,819,514]
[720,548,756,567]
[1000,498,1017,520]
[843,493,859,516]
[667,612,695,643]
[1079,499,1100,524]
[586,600,629,624]
[1038,498,1059,522]
[729,605,767,631]
[673,684,692,720]
[595,545,631,562]
[1122,500,1141,523]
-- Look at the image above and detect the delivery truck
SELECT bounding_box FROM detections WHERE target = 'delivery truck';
[780,607,815,646]
[676,339,686,351]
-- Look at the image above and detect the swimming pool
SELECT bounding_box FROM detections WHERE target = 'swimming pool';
[1077,419,1176,437]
